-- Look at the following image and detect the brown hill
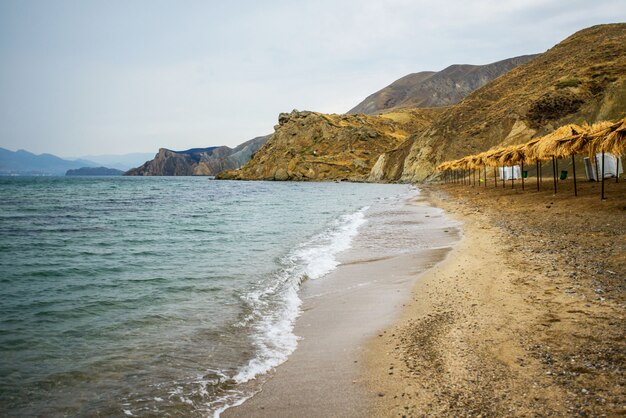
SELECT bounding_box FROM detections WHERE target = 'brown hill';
[348,55,538,115]
[375,23,626,182]
[217,109,441,181]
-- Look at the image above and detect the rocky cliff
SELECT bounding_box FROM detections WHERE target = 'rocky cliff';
[217,109,441,181]
[124,136,268,176]
[374,23,626,182]
[348,55,539,115]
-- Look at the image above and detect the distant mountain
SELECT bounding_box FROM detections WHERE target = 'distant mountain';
[66,167,124,176]
[124,135,270,176]
[348,54,539,115]
[77,153,156,171]
[0,148,97,176]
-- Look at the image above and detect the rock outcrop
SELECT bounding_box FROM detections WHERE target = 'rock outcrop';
[348,55,539,115]
[124,136,268,176]
[217,109,440,181]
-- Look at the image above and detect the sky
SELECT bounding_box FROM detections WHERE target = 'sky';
[0,0,625,157]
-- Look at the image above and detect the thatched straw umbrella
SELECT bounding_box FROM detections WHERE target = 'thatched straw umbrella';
[522,137,545,191]
[481,148,506,187]
[497,145,523,189]
[602,118,626,185]
[583,118,626,198]
[601,117,626,157]
[473,151,491,187]
[527,124,586,194]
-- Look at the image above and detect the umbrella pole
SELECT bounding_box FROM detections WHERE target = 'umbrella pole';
[511,165,514,189]
[595,154,599,182]
[617,157,620,183]
[473,169,476,187]
[552,156,557,194]
[484,165,487,188]
[602,151,606,200]
[522,158,524,191]
[536,161,540,191]
[501,166,505,188]
[572,155,577,197]
[494,168,497,188]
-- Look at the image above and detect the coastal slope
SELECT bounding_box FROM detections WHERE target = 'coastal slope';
[377,23,626,182]
[217,109,440,181]
[348,55,538,115]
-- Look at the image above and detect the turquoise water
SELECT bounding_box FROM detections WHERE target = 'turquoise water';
[0,177,411,416]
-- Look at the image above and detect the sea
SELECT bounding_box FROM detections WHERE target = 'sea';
[0,176,428,417]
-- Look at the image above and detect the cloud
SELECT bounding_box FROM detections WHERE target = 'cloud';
[0,0,625,155]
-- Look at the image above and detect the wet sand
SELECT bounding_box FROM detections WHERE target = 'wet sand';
[224,195,460,417]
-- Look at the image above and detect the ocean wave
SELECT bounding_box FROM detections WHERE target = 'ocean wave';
[213,207,369,415]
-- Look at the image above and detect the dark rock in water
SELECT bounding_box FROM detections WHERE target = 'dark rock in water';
[124,135,269,176]
[66,167,124,176]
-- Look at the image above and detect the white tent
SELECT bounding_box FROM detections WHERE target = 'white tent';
[584,153,623,181]
[498,165,521,180]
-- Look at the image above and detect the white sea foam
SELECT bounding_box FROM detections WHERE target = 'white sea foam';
[214,206,370,415]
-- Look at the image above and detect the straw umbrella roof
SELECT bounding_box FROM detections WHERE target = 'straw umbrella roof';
[602,117,626,156]
[525,124,587,161]
[588,117,626,156]
[498,144,526,165]
[569,120,614,156]
[483,148,508,167]
[434,117,624,174]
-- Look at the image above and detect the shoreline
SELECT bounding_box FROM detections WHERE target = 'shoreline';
[366,181,625,416]
[222,179,624,417]
[223,190,461,417]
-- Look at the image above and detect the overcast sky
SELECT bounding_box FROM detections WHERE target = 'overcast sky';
[0,0,624,157]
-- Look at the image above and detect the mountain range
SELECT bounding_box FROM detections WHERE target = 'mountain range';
[0,148,97,176]
[348,54,539,114]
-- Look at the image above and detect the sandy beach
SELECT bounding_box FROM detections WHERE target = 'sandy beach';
[367,179,625,417]
[224,191,461,417]
[225,178,624,417]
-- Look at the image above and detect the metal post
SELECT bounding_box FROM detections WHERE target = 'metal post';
[484,165,487,188]
[521,159,525,191]
[511,165,514,189]
[601,151,606,200]
[552,156,557,194]
[494,168,497,188]
[536,161,540,191]
[572,155,577,197]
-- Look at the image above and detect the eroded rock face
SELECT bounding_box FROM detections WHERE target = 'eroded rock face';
[124,136,269,176]
[217,108,440,181]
